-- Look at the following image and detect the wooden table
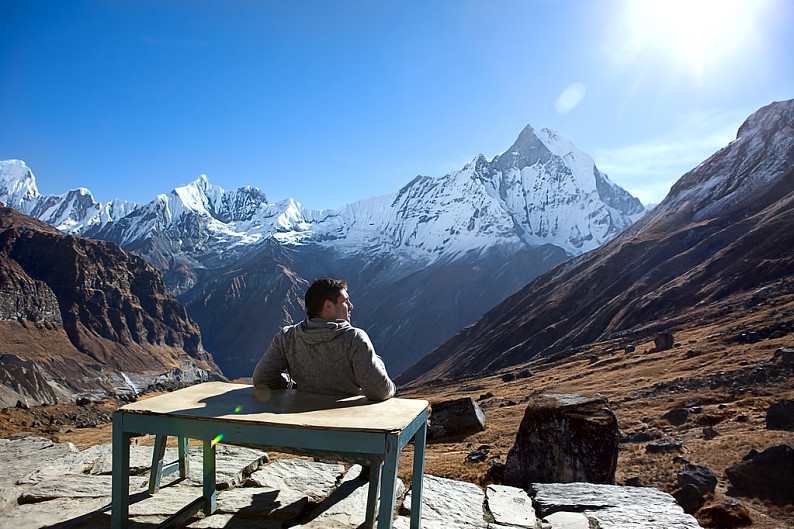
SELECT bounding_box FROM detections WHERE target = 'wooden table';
[111,382,428,529]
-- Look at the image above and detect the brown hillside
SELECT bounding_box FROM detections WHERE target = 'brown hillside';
[0,207,221,405]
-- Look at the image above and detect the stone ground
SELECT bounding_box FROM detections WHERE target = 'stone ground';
[0,435,699,529]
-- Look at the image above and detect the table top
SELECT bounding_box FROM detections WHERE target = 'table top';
[120,382,428,433]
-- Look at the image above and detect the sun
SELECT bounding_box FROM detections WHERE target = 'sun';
[611,0,766,81]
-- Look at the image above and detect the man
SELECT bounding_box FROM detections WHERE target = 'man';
[252,278,395,401]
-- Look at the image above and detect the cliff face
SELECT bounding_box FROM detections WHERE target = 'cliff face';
[0,207,221,406]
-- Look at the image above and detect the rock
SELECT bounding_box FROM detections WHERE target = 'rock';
[702,426,719,440]
[428,397,486,440]
[516,368,533,379]
[478,392,494,401]
[504,393,619,488]
[486,485,536,527]
[487,461,505,483]
[502,373,516,382]
[247,458,345,503]
[773,347,794,363]
[677,464,718,495]
[20,475,148,503]
[0,437,79,486]
[624,477,644,487]
[401,474,485,528]
[542,510,591,528]
[622,430,661,443]
[0,486,18,513]
[0,497,111,528]
[646,438,683,453]
[654,333,675,351]
[214,486,305,523]
[765,399,794,431]
[301,466,405,528]
[466,446,490,462]
[662,407,690,426]
[186,445,269,490]
[725,444,794,505]
[532,482,701,528]
[625,345,636,354]
[698,498,752,528]
[673,483,705,514]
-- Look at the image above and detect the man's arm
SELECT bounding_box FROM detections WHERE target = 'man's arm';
[350,330,396,401]
[252,331,289,389]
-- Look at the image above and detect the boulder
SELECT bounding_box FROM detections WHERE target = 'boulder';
[646,438,683,453]
[765,399,794,431]
[773,347,794,363]
[673,483,705,514]
[725,444,794,505]
[662,407,690,426]
[654,332,675,351]
[503,393,619,488]
[428,397,486,440]
[677,464,717,495]
[698,498,752,528]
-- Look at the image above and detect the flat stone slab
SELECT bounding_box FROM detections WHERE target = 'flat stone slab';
[0,437,78,485]
[401,474,486,528]
[19,475,148,503]
[248,458,345,502]
[297,465,405,528]
[215,486,308,522]
[0,496,111,528]
[533,482,701,529]
[185,444,269,489]
[486,484,537,528]
[542,511,592,528]
[186,512,283,528]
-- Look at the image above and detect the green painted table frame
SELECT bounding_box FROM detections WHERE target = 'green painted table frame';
[111,383,428,529]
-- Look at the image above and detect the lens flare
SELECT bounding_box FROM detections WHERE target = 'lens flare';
[234,406,242,413]
[211,433,224,447]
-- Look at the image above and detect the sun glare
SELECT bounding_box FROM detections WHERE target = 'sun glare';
[612,0,766,81]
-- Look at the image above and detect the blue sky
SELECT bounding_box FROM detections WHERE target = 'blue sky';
[1,0,792,209]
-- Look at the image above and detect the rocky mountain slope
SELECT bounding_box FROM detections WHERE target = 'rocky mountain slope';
[0,207,221,407]
[396,99,794,385]
[1,125,645,379]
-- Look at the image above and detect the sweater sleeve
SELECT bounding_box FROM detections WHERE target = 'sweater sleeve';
[350,330,396,401]
[252,330,289,389]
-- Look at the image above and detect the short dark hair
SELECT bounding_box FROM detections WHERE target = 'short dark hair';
[305,278,347,318]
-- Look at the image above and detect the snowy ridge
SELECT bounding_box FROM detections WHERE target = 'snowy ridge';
[0,124,646,266]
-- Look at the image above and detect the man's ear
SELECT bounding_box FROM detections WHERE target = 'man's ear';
[320,299,333,317]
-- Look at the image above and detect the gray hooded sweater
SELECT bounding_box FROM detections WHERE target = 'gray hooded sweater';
[252,318,396,401]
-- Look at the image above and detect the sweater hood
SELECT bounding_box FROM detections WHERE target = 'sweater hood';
[296,318,352,344]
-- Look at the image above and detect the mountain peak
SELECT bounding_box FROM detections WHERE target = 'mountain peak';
[0,159,40,206]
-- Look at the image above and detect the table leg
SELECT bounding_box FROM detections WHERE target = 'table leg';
[203,439,217,515]
[111,413,131,529]
[410,417,427,529]
[148,434,167,494]
[178,436,189,478]
[365,461,382,528]
[378,433,400,529]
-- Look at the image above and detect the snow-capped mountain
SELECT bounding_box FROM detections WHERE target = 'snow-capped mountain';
[0,125,646,378]
[397,99,794,385]
[0,160,137,232]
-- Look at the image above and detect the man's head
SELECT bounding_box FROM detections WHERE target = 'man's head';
[305,278,353,321]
